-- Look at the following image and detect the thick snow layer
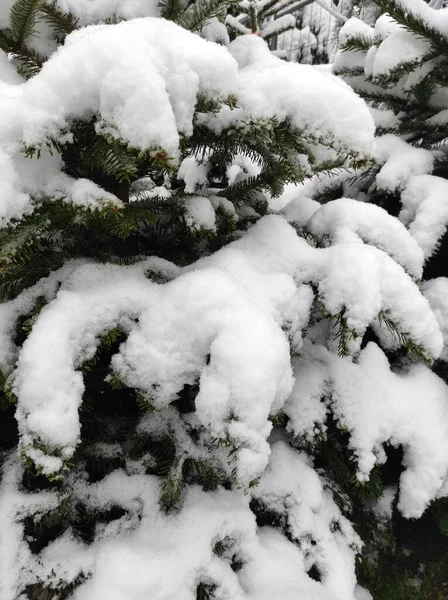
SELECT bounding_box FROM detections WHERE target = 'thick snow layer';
[27,19,236,152]
[0,456,61,600]
[184,196,216,231]
[422,278,448,360]
[178,155,210,193]
[0,19,238,221]
[338,18,374,45]
[308,197,425,278]
[369,107,400,130]
[11,214,442,478]
[252,442,361,600]
[201,17,230,44]
[400,174,448,260]
[355,585,374,600]
[375,135,434,193]
[0,260,89,374]
[374,14,402,40]
[54,0,160,24]
[372,30,430,77]
[0,23,374,224]
[285,341,448,518]
[281,194,321,226]
[0,449,361,600]
[228,36,374,157]
[390,0,448,36]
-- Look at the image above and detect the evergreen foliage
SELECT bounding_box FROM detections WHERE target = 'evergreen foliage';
[0,1,447,600]
[225,0,296,41]
[313,1,448,595]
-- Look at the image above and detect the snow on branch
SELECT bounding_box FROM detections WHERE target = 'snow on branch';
[10,215,442,482]
[0,19,374,223]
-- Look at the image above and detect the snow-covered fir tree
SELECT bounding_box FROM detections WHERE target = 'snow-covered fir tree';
[280,0,448,592]
[0,1,447,600]
[332,0,448,290]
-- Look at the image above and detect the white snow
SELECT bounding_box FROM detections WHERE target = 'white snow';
[11,214,443,481]
[184,196,216,231]
[54,0,160,24]
[251,442,361,600]
[261,14,296,39]
[228,36,375,157]
[375,135,434,193]
[307,197,425,278]
[400,174,448,260]
[201,17,230,44]
[338,17,374,46]
[0,19,238,222]
[371,30,430,78]
[422,277,448,360]
[285,340,448,518]
[178,155,210,193]
[1,5,448,600]
[0,22,375,225]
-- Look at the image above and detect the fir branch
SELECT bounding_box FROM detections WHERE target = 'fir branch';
[196,582,217,600]
[369,51,437,89]
[80,135,141,184]
[377,310,433,365]
[178,0,235,31]
[213,536,233,556]
[10,0,42,44]
[158,0,185,21]
[373,0,448,53]
[135,390,158,412]
[332,310,354,358]
[160,459,185,509]
[80,327,126,372]
[0,28,44,78]
[0,371,17,406]
[335,65,366,78]
[340,34,374,53]
[217,172,274,204]
[39,2,79,38]
[358,89,409,112]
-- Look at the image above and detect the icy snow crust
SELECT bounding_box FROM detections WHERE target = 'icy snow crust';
[0,19,373,224]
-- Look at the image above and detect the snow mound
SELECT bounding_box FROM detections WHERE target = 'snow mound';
[400,174,448,260]
[285,341,448,518]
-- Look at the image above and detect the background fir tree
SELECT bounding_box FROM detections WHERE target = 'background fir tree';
[279,0,448,594]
